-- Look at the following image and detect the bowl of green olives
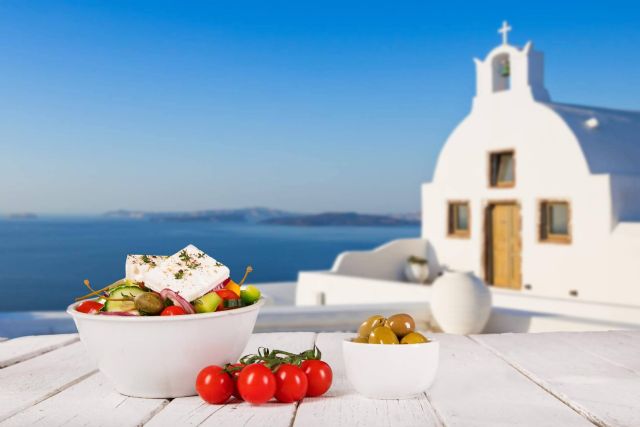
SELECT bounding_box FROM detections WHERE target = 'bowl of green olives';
[343,313,439,399]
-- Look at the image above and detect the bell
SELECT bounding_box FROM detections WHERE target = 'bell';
[500,60,510,77]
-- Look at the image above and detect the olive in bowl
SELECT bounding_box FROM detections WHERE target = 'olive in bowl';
[353,314,429,345]
[343,313,438,399]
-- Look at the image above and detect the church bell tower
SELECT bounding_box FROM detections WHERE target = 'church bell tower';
[473,22,551,104]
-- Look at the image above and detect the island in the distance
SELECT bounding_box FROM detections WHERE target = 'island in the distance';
[262,212,419,227]
[104,207,419,227]
[5,213,38,220]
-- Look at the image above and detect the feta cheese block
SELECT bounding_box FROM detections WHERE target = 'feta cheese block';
[126,255,168,282]
[142,244,230,302]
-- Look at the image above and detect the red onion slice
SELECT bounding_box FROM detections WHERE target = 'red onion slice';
[160,289,195,314]
[213,278,230,291]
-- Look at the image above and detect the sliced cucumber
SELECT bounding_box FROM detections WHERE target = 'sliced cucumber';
[108,279,139,293]
[105,286,145,312]
[223,299,245,309]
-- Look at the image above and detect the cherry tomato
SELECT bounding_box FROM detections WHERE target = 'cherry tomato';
[160,306,186,316]
[301,360,332,397]
[227,363,245,400]
[274,364,308,403]
[195,365,234,404]
[76,301,103,314]
[237,363,276,404]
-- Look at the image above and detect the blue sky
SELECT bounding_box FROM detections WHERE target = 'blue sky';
[1,1,639,214]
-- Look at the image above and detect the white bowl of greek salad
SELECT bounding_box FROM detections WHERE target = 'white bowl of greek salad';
[67,245,264,398]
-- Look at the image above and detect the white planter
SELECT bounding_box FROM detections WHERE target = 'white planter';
[431,271,492,334]
[405,262,430,284]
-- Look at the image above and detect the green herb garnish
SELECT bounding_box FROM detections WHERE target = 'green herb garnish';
[179,250,201,269]
[141,255,157,267]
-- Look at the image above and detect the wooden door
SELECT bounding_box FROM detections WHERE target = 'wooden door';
[487,203,521,289]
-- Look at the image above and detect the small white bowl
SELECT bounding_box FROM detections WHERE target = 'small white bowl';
[342,338,439,399]
[67,299,264,398]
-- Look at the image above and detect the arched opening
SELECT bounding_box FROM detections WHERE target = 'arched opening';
[492,53,510,92]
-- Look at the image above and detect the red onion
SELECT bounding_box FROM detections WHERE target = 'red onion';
[160,289,195,314]
[213,278,230,291]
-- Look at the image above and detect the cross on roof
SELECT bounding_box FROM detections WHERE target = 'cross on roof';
[498,21,512,45]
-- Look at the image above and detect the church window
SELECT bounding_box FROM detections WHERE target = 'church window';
[540,201,571,243]
[448,201,470,238]
[489,150,515,187]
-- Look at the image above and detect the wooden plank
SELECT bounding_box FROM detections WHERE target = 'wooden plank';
[427,334,592,427]
[540,330,640,375]
[475,331,640,427]
[293,333,440,427]
[145,332,316,427]
[0,341,96,422]
[0,373,168,427]
[0,334,79,368]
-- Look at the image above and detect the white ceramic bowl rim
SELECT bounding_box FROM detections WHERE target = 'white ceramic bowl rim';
[343,338,437,347]
[67,298,265,323]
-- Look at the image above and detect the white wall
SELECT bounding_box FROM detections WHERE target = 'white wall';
[330,238,436,281]
[295,271,640,332]
[296,272,434,306]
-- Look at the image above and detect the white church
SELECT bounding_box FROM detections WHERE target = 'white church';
[422,22,640,305]
[296,23,640,332]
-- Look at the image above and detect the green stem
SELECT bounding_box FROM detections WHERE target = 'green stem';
[238,266,253,286]
[234,346,324,371]
[75,279,127,301]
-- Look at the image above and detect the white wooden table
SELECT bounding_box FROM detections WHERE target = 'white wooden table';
[1,331,639,427]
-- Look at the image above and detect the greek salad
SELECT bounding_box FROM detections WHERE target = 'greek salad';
[74,244,261,316]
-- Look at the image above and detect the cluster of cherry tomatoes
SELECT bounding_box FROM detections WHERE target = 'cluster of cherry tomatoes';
[195,347,333,405]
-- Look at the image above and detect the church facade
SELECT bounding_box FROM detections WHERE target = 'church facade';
[422,24,640,305]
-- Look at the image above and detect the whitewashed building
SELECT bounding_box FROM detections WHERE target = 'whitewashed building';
[422,22,640,305]
[297,23,640,331]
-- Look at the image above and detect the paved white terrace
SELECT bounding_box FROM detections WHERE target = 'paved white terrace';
[0,330,639,426]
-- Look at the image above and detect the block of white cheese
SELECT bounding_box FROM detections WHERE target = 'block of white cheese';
[125,255,168,282]
[141,244,230,302]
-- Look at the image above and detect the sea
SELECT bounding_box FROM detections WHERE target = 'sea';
[0,218,419,311]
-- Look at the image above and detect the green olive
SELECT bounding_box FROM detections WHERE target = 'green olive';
[384,313,416,338]
[400,332,430,344]
[368,326,400,344]
[134,292,165,315]
[351,336,368,343]
[357,315,386,339]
